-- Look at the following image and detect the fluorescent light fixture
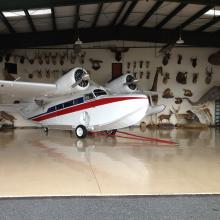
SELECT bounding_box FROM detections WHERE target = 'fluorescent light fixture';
[28,9,51,16]
[3,11,25,17]
[205,9,220,16]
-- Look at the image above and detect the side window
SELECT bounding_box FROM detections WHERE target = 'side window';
[84,93,95,101]
[74,97,84,105]
[48,106,56,113]
[64,100,73,108]
[56,104,63,110]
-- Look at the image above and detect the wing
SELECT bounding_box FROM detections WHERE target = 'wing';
[0,80,56,99]
[0,103,27,113]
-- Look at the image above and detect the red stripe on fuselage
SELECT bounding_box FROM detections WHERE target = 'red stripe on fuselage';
[32,96,146,122]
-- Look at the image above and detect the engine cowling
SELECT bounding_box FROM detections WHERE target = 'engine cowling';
[105,74,137,94]
[55,68,90,96]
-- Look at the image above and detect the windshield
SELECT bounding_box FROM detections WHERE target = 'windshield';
[93,89,107,97]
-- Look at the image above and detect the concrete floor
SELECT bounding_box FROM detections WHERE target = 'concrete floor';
[0,127,220,197]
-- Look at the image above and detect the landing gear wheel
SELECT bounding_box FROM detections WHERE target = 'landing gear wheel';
[105,129,117,136]
[75,125,87,139]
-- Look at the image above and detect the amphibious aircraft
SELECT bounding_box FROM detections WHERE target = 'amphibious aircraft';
[0,67,165,138]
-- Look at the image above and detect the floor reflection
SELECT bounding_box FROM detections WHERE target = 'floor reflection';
[0,127,220,196]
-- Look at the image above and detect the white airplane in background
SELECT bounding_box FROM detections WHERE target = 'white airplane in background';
[0,67,165,138]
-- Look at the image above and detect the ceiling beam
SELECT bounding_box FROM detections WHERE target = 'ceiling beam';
[92,3,103,28]
[51,7,57,31]
[196,16,220,32]
[0,11,15,33]
[156,3,187,29]
[0,26,220,48]
[0,0,137,11]
[137,1,163,27]
[24,9,36,32]
[118,1,138,26]
[110,1,127,26]
[176,5,213,30]
[156,0,220,6]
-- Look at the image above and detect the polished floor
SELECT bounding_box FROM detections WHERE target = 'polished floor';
[0,127,220,197]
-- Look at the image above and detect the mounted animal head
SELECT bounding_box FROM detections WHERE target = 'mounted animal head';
[59,52,66,66]
[44,52,51,65]
[146,71,151,79]
[162,88,174,99]
[146,60,150,68]
[205,67,213,84]
[192,73,199,84]
[176,72,187,84]
[28,52,36,65]
[139,61,143,68]
[110,47,129,62]
[170,105,181,114]
[175,97,183,104]
[208,50,220,66]
[191,57,197,68]
[177,54,182,64]
[89,58,103,71]
[79,51,86,64]
[162,53,170,66]
[51,52,57,65]
[183,89,193,97]
[162,72,170,84]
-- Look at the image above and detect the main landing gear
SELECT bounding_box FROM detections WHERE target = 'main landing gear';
[75,125,88,139]
[43,127,49,135]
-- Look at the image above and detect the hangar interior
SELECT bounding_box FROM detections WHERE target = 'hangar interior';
[0,0,220,217]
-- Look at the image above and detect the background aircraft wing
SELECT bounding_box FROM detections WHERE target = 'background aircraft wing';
[0,80,56,99]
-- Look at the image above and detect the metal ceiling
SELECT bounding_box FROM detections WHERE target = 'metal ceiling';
[0,0,220,48]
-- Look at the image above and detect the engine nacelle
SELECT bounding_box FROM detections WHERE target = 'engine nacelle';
[105,74,137,94]
[55,68,89,96]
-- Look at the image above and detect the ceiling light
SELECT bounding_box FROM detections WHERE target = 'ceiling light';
[205,9,220,16]
[3,11,25,17]
[176,36,184,44]
[28,8,51,16]
[74,37,82,45]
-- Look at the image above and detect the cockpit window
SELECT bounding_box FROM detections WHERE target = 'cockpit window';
[93,89,107,97]
[84,93,95,101]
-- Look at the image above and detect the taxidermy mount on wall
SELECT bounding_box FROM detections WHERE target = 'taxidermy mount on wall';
[89,58,103,71]
[146,61,150,68]
[205,67,213,84]
[162,88,174,98]
[162,53,170,66]
[146,71,151,79]
[177,54,182,64]
[139,61,143,68]
[158,110,173,124]
[183,86,220,106]
[192,73,199,84]
[175,97,183,104]
[110,47,129,62]
[51,53,57,65]
[191,57,197,68]
[44,52,50,65]
[176,72,187,84]
[127,62,131,69]
[162,72,170,84]
[38,53,43,65]
[208,51,220,65]
[183,89,193,97]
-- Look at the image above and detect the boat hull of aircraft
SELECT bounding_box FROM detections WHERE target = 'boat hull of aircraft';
[30,94,149,132]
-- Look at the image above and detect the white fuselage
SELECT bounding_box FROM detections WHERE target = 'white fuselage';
[21,91,149,131]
